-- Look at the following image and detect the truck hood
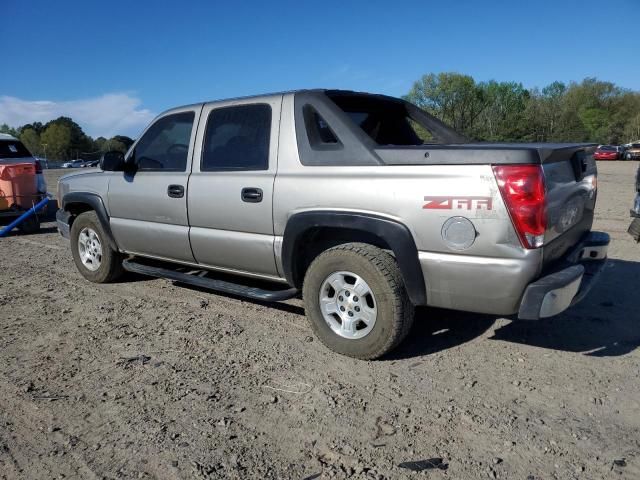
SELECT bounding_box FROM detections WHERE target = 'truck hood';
[59,168,102,181]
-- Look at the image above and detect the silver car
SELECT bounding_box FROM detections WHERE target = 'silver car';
[56,89,609,359]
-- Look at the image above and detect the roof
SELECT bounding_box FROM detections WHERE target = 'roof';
[158,89,405,117]
[0,133,18,141]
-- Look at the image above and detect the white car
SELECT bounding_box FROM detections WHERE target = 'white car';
[62,159,87,168]
[0,133,47,194]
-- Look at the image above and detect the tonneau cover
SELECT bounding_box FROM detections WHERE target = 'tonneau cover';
[376,143,597,165]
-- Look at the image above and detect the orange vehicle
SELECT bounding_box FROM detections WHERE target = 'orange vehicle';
[0,162,42,233]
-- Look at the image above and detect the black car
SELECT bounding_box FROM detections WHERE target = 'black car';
[630,165,640,242]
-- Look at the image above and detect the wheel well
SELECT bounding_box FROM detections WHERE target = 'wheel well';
[64,202,94,225]
[290,227,392,289]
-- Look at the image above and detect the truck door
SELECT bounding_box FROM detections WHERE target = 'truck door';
[107,106,202,262]
[187,96,282,277]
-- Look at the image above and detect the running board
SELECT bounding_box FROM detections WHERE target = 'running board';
[122,259,299,302]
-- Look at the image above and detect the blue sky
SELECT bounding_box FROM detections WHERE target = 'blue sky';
[1,0,638,137]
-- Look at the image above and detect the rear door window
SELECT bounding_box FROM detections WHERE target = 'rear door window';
[201,104,271,171]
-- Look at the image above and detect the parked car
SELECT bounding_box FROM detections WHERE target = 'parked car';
[55,89,609,359]
[82,160,100,168]
[62,159,88,168]
[0,134,47,195]
[629,164,640,242]
[624,142,640,160]
[594,145,619,161]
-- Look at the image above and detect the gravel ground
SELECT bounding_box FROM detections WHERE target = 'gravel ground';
[0,162,639,480]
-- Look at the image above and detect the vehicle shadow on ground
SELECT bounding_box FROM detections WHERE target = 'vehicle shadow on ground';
[491,259,640,357]
[387,307,497,360]
[0,225,59,236]
[389,259,640,360]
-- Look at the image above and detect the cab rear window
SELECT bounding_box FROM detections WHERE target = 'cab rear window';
[0,140,32,159]
[326,92,436,146]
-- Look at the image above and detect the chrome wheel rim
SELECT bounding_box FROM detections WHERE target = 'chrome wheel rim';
[78,227,102,271]
[319,271,377,339]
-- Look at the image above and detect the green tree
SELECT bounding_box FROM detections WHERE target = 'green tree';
[43,117,93,159]
[0,123,19,137]
[95,136,108,152]
[107,139,128,153]
[20,128,42,156]
[20,122,45,135]
[112,135,134,149]
[41,123,72,160]
[475,81,530,141]
[624,113,640,142]
[405,72,487,135]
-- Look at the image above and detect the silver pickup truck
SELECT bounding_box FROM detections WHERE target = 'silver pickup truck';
[56,89,609,359]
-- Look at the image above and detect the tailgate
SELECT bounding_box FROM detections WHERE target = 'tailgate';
[541,145,598,268]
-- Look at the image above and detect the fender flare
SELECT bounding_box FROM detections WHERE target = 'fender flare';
[62,192,119,251]
[281,211,427,305]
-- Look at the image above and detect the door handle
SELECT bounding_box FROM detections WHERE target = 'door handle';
[241,187,263,203]
[167,184,184,198]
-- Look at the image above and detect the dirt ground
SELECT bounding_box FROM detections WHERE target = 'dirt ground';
[1,162,639,480]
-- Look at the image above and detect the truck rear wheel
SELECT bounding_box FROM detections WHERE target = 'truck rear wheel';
[302,242,414,359]
[70,211,123,283]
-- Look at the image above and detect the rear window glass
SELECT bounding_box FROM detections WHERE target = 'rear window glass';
[201,104,271,171]
[303,105,340,146]
[0,140,32,159]
[599,146,615,151]
[328,93,434,146]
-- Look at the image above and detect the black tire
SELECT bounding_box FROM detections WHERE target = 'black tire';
[17,214,40,234]
[70,211,123,283]
[302,242,414,360]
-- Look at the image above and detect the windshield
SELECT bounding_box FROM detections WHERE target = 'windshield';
[599,146,616,151]
[326,91,466,145]
[0,140,33,159]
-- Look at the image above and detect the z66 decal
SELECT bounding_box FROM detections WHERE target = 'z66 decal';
[423,196,493,210]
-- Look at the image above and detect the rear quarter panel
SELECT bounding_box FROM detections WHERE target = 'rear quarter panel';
[274,94,542,314]
[275,94,528,260]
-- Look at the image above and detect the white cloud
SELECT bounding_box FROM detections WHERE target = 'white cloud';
[0,93,156,138]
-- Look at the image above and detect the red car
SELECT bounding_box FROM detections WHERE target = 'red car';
[594,145,619,160]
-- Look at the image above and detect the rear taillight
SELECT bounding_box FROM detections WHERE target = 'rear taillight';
[492,164,546,249]
[34,159,43,174]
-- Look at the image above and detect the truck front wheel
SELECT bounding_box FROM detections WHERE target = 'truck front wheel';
[302,242,414,359]
[70,211,123,283]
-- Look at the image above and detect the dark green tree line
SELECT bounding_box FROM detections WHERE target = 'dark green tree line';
[406,73,640,144]
[0,119,134,160]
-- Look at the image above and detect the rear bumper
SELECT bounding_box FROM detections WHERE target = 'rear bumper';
[517,231,609,320]
[56,209,71,239]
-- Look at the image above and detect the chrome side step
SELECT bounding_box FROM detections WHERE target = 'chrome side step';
[122,259,299,302]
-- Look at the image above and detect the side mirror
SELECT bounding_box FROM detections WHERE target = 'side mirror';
[100,151,125,171]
